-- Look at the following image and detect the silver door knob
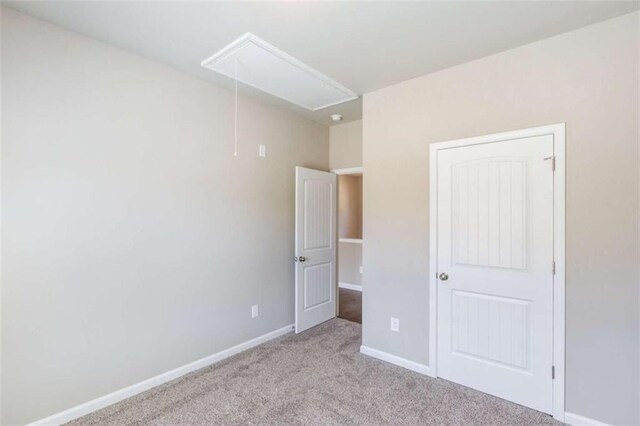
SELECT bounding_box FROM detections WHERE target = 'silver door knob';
[298,256,306,262]
[439,272,449,281]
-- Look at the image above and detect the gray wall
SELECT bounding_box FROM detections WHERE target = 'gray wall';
[1,9,328,425]
[0,5,4,422]
[361,11,639,425]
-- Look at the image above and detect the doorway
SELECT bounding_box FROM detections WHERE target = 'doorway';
[429,124,565,420]
[334,167,363,324]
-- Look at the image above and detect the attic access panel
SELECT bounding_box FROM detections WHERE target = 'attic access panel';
[201,33,358,111]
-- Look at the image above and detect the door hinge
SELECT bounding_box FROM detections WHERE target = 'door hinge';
[544,156,556,171]
[552,366,555,379]
[552,260,556,275]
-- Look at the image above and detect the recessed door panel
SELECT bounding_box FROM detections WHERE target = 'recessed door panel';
[452,290,530,370]
[452,160,527,270]
[303,180,333,250]
[303,263,332,310]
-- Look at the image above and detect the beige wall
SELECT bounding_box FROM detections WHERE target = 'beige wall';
[338,175,362,239]
[329,120,362,169]
[1,9,328,424]
[338,242,362,287]
[338,175,363,287]
[362,11,639,425]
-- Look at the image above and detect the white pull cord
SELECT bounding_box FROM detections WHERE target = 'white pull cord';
[234,58,238,157]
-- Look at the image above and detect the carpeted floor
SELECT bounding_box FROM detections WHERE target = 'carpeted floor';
[70,319,560,425]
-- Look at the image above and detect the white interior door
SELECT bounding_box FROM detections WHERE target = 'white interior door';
[436,135,554,413]
[295,167,337,333]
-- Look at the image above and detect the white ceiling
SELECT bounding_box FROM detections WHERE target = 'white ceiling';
[5,1,639,126]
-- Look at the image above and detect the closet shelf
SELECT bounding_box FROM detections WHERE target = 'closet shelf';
[339,238,363,244]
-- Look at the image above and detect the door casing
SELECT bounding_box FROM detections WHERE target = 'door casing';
[428,123,565,421]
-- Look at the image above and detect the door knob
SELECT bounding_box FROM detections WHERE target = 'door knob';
[298,256,306,262]
[439,272,449,281]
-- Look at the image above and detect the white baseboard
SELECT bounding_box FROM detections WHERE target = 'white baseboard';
[29,324,294,426]
[564,412,611,426]
[339,282,362,292]
[360,345,434,377]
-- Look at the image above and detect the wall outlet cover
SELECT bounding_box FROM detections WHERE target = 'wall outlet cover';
[390,317,399,332]
[258,145,267,158]
[252,305,259,318]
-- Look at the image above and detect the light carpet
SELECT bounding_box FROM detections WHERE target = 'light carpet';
[70,319,559,425]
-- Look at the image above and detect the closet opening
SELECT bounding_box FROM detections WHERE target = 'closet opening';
[334,167,363,324]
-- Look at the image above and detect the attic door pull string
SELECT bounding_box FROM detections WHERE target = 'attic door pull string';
[234,58,238,157]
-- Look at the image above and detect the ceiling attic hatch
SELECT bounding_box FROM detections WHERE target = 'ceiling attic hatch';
[201,33,358,111]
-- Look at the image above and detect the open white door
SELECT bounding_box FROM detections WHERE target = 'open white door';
[295,167,337,333]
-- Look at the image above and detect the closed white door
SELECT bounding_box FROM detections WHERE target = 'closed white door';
[436,135,554,413]
[295,167,337,333]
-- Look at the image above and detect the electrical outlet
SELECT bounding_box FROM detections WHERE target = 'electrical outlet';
[390,317,399,332]
[258,145,267,158]
[251,305,259,318]
[359,266,363,274]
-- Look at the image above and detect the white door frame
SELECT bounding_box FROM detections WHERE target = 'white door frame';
[428,123,565,421]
